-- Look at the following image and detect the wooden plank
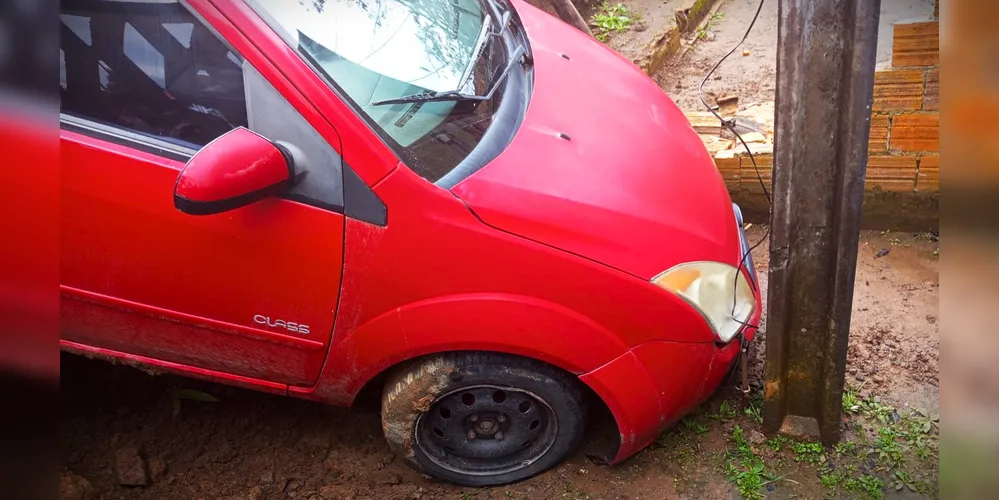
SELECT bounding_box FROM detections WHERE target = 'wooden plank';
[685,111,722,134]
[638,27,682,76]
[700,134,735,155]
[715,149,738,160]
[892,21,939,68]
[739,131,768,144]
[740,103,775,130]
[916,155,940,191]
[713,156,741,191]
[923,69,939,110]
[740,154,772,193]
[865,156,917,191]
[872,69,923,111]
[868,114,890,153]
[739,142,774,156]
[890,112,939,152]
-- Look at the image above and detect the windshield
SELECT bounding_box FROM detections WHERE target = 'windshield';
[251,0,526,183]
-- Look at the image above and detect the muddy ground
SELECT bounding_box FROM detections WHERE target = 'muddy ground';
[655,0,779,111]
[61,228,939,500]
[640,0,937,111]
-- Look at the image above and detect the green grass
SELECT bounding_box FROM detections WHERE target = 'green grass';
[841,391,919,468]
[873,426,908,469]
[842,386,900,425]
[765,435,789,452]
[902,409,939,455]
[682,414,710,434]
[835,388,939,497]
[743,395,763,424]
[710,399,738,421]
[790,441,825,465]
[708,386,938,499]
[891,470,921,493]
[844,474,885,500]
[834,440,857,456]
[724,425,780,500]
[694,10,724,41]
[592,3,634,42]
[819,467,847,491]
[654,411,707,463]
[842,386,862,414]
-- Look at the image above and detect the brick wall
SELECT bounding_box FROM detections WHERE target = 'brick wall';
[866,20,940,193]
[711,18,939,228]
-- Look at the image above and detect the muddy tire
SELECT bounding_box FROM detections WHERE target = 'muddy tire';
[381,352,587,486]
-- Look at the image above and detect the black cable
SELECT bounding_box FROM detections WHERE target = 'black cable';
[697,0,770,204]
[694,0,769,333]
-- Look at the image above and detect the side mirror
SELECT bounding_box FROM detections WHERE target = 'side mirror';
[174,127,294,215]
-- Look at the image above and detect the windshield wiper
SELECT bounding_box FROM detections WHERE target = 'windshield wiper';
[484,0,511,37]
[371,44,527,106]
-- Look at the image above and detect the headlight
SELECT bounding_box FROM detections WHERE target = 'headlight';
[651,262,755,343]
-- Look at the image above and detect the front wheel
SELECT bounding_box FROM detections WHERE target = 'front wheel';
[380,352,588,486]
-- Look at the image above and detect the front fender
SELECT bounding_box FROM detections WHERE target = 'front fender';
[399,293,630,372]
[296,293,629,405]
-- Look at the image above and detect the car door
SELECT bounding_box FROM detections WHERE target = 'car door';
[59,0,347,387]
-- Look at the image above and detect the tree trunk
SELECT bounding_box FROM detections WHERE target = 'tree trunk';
[524,0,594,38]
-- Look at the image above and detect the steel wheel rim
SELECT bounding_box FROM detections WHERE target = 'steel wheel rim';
[414,384,559,476]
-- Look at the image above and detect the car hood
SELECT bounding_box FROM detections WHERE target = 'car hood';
[450,2,740,279]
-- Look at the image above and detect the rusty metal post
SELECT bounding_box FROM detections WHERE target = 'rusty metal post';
[763,0,881,445]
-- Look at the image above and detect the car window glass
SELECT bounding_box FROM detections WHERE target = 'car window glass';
[248,0,513,184]
[60,0,248,150]
[251,0,487,148]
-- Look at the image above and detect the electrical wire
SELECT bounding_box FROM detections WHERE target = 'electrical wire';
[694,0,770,335]
[698,0,770,204]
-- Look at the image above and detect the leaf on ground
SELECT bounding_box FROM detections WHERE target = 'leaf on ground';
[173,389,220,402]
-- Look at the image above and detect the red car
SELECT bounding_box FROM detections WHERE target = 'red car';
[60,0,760,486]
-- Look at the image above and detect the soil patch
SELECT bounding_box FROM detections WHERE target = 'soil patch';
[655,0,937,112]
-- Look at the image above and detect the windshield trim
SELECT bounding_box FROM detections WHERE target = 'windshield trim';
[435,9,532,188]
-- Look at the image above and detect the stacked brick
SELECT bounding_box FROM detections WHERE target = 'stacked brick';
[867,20,940,192]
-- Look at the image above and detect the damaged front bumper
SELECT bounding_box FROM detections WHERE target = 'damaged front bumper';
[580,309,760,464]
[579,205,763,464]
